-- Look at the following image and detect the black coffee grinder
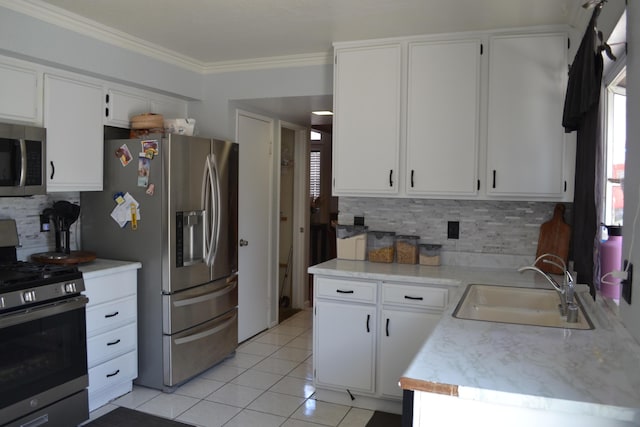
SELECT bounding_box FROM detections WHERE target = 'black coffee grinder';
[42,201,81,255]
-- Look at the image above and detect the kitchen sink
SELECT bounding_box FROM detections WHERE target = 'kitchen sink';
[453,284,594,330]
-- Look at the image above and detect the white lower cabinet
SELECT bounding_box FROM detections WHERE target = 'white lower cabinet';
[313,275,449,402]
[315,301,376,393]
[83,266,138,412]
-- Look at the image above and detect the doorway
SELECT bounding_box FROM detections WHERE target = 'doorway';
[277,122,310,322]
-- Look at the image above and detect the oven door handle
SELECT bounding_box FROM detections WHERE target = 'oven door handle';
[0,296,88,329]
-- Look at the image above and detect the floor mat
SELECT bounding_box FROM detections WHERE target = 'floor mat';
[84,407,194,427]
[366,410,402,427]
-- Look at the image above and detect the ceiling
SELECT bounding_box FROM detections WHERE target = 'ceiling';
[28,0,588,127]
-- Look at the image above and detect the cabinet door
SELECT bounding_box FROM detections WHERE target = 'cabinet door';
[0,62,39,123]
[150,96,188,119]
[105,88,150,128]
[314,301,376,393]
[44,74,103,191]
[486,33,568,198]
[333,44,401,195]
[406,39,481,197]
[379,308,440,398]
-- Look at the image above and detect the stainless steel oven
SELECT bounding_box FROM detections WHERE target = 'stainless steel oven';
[0,220,88,427]
[1,296,89,427]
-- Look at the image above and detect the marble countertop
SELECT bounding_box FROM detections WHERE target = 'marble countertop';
[78,258,141,279]
[309,259,640,422]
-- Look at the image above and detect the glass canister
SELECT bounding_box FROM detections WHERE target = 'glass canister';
[395,235,419,264]
[419,244,442,266]
[367,231,396,263]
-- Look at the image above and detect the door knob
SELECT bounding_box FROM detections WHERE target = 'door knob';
[239,239,248,247]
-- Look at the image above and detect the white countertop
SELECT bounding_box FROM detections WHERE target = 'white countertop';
[309,259,640,422]
[78,258,141,279]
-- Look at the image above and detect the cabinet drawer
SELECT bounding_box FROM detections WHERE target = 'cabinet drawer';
[84,270,137,306]
[87,322,137,368]
[315,277,377,303]
[88,350,137,395]
[381,283,448,310]
[86,296,136,336]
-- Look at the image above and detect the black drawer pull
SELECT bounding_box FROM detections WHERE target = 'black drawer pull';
[105,311,119,318]
[411,170,415,188]
[404,295,424,301]
[386,318,390,336]
[106,369,120,378]
[336,289,354,294]
[366,314,370,333]
[107,339,121,346]
[389,170,394,187]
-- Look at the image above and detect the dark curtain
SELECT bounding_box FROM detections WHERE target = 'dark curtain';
[562,6,604,298]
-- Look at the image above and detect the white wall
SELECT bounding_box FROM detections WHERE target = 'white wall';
[620,1,640,343]
[190,65,332,140]
[0,5,202,99]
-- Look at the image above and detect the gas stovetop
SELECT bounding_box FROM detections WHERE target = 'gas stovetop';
[0,261,84,312]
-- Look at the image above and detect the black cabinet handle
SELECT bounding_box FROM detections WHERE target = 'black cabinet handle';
[366,314,370,333]
[106,369,120,378]
[404,295,424,301]
[477,179,480,191]
[107,339,121,346]
[389,170,393,187]
[50,161,55,180]
[336,289,354,294]
[411,170,414,188]
[386,318,390,336]
[105,311,119,318]
[492,170,497,189]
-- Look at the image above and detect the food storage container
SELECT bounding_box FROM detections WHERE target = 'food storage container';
[336,225,368,260]
[395,235,419,264]
[419,244,442,266]
[367,231,396,263]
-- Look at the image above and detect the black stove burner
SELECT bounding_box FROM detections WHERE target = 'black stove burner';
[0,262,81,293]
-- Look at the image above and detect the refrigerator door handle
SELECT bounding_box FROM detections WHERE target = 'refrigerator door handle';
[173,311,238,345]
[172,281,238,307]
[203,154,221,267]
[202,154,217,266]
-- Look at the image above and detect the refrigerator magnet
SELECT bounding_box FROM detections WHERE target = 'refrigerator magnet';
[137,154,150,188]
[146,183,155,196]
[115,144,133,167]
[141,140,158,157]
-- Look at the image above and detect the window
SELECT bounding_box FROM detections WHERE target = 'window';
[603,68,626,225]
[310,150,321,200]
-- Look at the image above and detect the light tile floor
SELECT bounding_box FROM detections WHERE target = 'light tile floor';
[87,309,377,427]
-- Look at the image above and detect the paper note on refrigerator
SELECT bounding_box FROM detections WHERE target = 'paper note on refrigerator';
[110,192,141,228]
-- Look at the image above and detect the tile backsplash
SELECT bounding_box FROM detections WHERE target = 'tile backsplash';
[0,193,80,260]
[338,197,572,259]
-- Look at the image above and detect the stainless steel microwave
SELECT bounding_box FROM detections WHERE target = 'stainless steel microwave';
[0,123,46,196]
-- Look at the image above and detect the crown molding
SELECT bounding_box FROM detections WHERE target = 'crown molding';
[2,0,332,74]
[202,52,332,74]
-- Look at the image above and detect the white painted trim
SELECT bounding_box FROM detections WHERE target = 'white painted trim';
[202,52,332,74]
[3,0,332,74]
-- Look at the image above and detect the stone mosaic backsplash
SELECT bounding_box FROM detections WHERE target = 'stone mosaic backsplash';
[338,197,572,258]
[0,193,80,260]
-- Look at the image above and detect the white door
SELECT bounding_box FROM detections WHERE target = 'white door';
[237,111,273,342]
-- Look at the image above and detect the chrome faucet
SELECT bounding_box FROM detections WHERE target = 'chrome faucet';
[517,253,577,320]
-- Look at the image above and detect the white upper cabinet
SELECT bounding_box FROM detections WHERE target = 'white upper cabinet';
[44,73,104,192]
[333,43,401,196]
[105,89,150,128]
[150,96,188,119]
[105,88,188,129]
[486,33,568,198]
[406,39,481,197]
[0,61,40,123]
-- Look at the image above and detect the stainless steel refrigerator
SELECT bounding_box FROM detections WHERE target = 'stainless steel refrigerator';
[81,134,238,391]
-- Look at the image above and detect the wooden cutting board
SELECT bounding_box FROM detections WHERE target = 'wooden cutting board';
[535,204,571,275]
